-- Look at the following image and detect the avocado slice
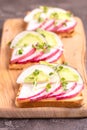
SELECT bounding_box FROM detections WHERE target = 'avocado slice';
[37,29,59,47]
[15,32,46,48]
[50,12,72,20]
[24,69,49,84]
[58,65,80,82]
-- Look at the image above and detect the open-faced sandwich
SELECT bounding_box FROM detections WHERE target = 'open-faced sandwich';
[9,29,64,69]
[15,63,84,108]
[7,6,85,108]
[24,6,77,37]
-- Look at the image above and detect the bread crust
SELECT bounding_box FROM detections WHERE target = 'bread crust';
[9,51,65,69]
[15,83,84,108]
[15,94,83,108]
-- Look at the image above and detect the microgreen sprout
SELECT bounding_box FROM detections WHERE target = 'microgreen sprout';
[46,83,51,92]
[17,48,23,55]
[60,77,68,91]
[32,42,51,52]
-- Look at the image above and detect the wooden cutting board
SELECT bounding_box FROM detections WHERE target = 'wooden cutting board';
[0,17,87,118]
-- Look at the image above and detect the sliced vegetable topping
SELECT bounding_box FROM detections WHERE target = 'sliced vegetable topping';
[16,64,84,101]
[10,46,35,64]
[32,42,51,52]
[24,6,77,33]
[24,69,49,85]
[10,31,46,48]
[10,30,63,64]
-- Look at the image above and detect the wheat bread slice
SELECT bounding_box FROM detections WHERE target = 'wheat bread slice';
[9,53,64,69]
[15,84,83,108]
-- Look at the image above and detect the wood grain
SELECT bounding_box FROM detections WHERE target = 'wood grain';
[0,17,87,118]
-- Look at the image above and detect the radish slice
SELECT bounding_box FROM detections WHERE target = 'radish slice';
[24,8,47,31]
[48,82,77,98]
[17,51,44,64]
[26,21,43,31]
[45,49,63,63]
[57,19,77,33]
[33,48,59,62]
[56,83,84,100]
[10,47,35,64]
[17,64,59,84]
[29,91,46,101]
[17,83,46,100]
[17,82,60,100]
[29,83,61,101]
[26,19,48,31]
[46,20,66,32]
[41,19,55,30]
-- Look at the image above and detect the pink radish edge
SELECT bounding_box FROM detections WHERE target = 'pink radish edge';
[17,51,44,64]
[57,20,77,33]
[56,84,84,100]
[48,82,77,98]
[29,84,61,101]
[10,48,36,64]
[33,48,60,62]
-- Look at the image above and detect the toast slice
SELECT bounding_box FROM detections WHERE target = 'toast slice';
[15,64,84,108]
[15,85,83,108]
[24,6,77,38]
[9,29,64,70]
[9,53,65,69]
[15,96,83,108]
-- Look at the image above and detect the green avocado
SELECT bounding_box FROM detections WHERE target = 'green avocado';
[37,29,58,47]
[50,12,72,20]
[58,66,79,82]
[24,70,49,84]
[15,33,46,48]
